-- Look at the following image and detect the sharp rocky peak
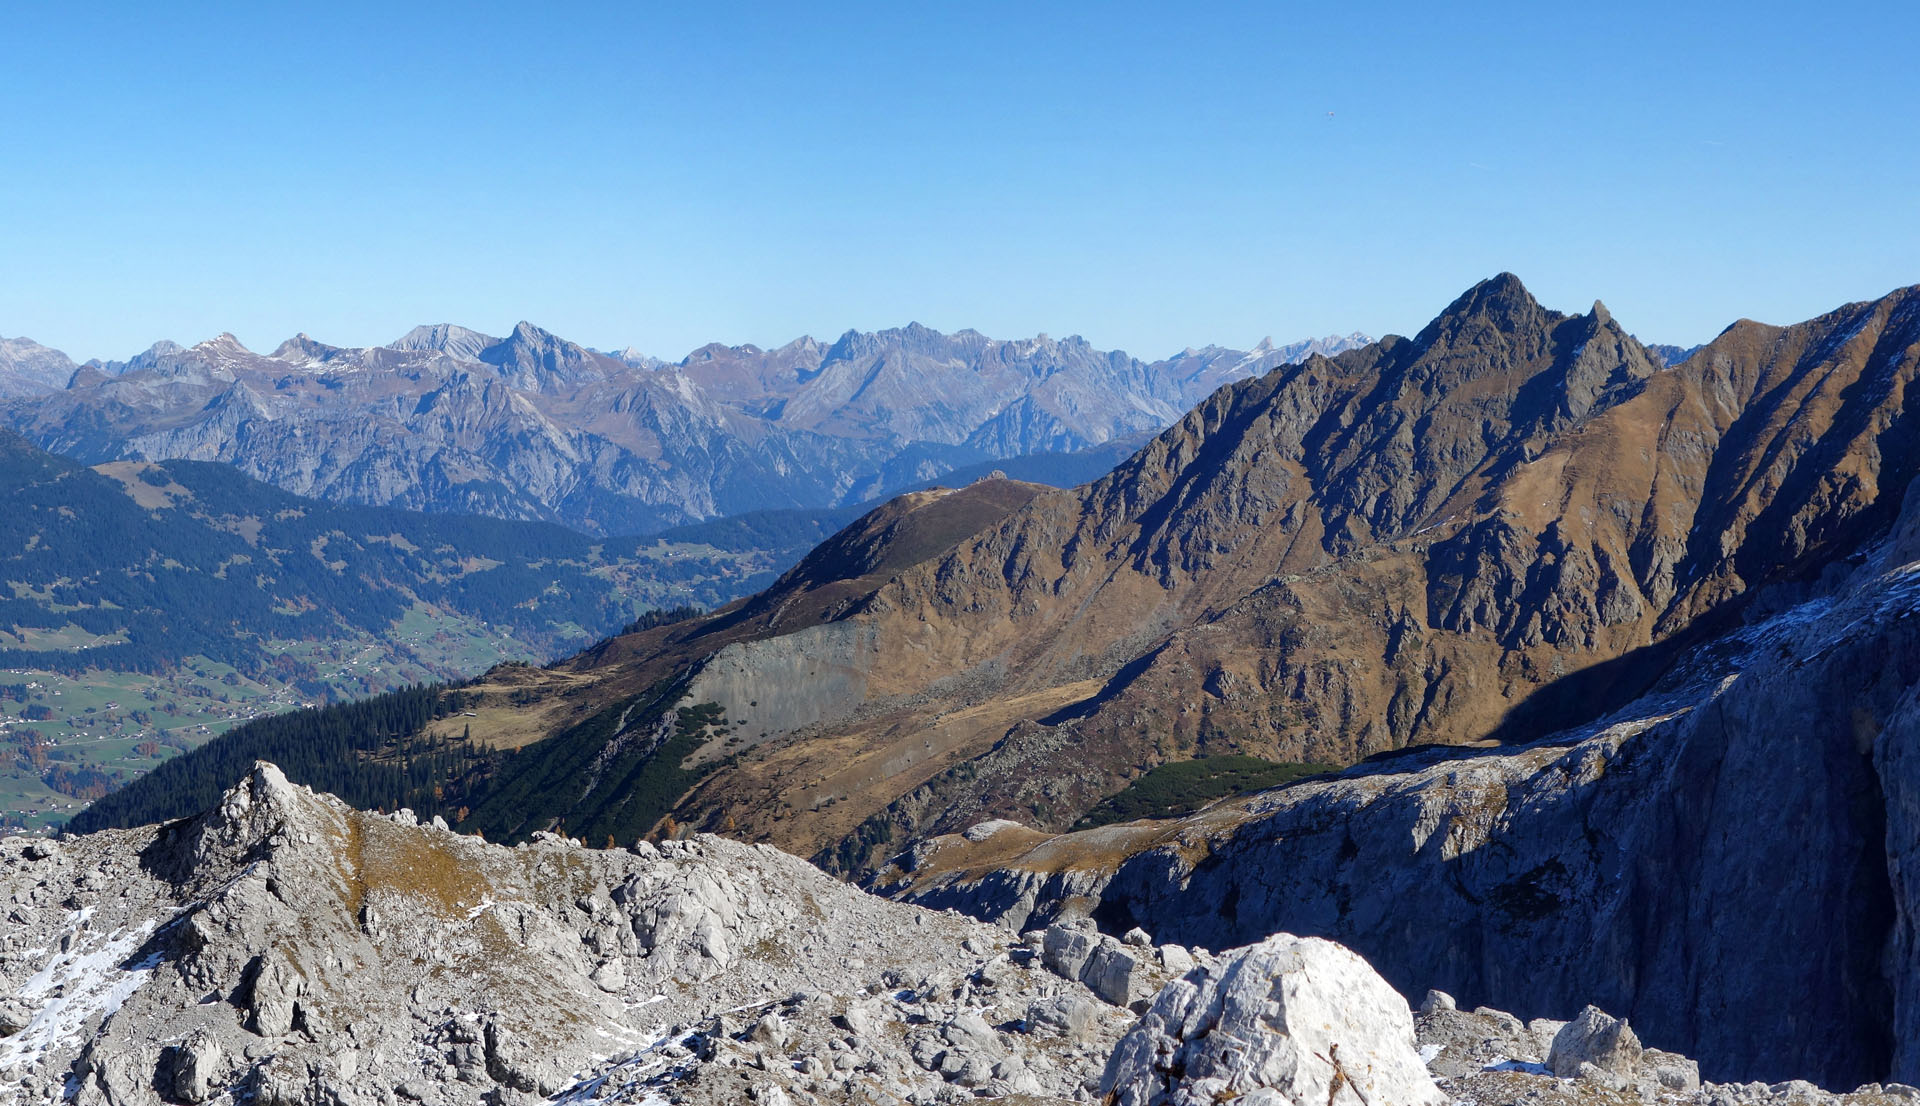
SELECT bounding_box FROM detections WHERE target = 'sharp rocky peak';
[1413,272,1547,344]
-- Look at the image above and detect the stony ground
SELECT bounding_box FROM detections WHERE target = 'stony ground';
[3,765,1911,1106]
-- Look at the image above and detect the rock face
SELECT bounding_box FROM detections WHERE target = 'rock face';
[2,323,1366,535]
[1101,934,1446,1106]
[879,494,1920,1089]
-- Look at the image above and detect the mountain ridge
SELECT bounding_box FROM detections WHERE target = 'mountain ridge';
[1,321,1373,535]
[80,273,1920,877]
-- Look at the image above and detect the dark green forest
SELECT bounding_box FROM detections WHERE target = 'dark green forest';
[0,431,760,684]
[1071,756,1334,828]
[68,674,723,848]
[66,683,480,831]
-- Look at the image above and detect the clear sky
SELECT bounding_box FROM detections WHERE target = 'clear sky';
[5,1,1917,363]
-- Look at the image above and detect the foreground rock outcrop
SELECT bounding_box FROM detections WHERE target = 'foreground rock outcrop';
[2,765,1151,1105]
[7,765,1913,1105]
[1102,933,1446,1106]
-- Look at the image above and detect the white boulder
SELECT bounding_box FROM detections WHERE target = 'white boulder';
[1101,933,1445,1106]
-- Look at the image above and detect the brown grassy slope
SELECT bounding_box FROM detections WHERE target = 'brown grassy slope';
[431,476,1055,756]
[667,278,1920,871]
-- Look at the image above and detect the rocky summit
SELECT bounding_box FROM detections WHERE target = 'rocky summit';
[4,765,1906,1106]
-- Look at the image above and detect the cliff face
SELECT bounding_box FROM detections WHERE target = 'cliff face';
[877,487,1920,1087]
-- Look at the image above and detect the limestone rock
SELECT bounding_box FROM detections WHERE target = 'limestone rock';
[1041,924,1098,980]
[963,819,1024,842]
[1549,1005,1643,1081]
[1024,995,1103,1042]
[0,762,1137,1106]
[1101,933,1445,1106]
[164,1031,224,1104]
[1081,944,1150,1008]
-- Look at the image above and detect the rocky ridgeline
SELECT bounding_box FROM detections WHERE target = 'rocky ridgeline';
[3,765,1910,1106]
[0,764,1148,1105]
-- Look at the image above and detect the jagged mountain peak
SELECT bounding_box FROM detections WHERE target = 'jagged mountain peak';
[597,344,663,369]
[490,320,570,360]
[477,319,619,393]
[684,340,757,362]
[1414,272,1547,342]
[114,338,185,366]
[0,333,80,395]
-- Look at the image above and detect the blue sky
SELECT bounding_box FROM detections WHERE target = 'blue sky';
[4,2,1917,362]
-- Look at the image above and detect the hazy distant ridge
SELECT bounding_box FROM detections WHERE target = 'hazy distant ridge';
[0,321,1371,534]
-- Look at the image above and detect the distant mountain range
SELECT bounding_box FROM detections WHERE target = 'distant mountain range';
[0,324,1370,535]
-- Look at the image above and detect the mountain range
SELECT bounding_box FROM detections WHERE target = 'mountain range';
[58,272,1920,1089]
[78,273,1917,858]
[0,323,1371,535]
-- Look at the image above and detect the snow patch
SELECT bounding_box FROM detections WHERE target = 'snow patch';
[0,919,161,1072]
